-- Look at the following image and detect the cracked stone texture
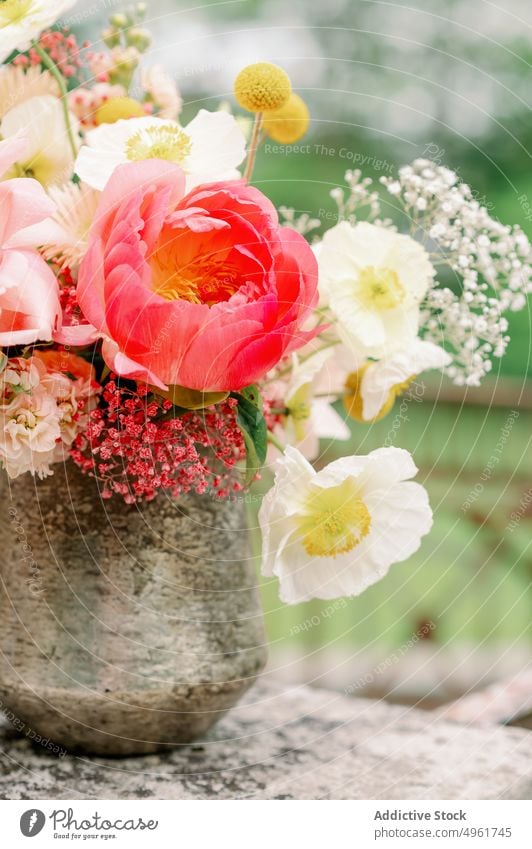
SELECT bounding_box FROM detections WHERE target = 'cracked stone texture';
[0,677,530,800]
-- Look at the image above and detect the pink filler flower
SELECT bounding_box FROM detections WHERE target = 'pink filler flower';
[77,160,319,392]
[0,136,62,346]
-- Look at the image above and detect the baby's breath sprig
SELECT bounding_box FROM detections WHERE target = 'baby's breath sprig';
[330,169,385,226]
[278,206,321,237]
[380,159,532,385]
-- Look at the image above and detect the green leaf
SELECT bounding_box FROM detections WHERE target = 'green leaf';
[0,352,7,375]
[151,384,229,410]
[232,385,267,485]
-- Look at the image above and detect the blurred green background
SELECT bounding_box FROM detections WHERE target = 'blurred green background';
[73,0,531,701]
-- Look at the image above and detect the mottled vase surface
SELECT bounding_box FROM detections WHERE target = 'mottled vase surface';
[0,463,267,755]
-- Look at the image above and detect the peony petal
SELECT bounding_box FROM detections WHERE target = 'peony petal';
[0,178,56,247]
[101,339,168,389]
[0,249,60,345]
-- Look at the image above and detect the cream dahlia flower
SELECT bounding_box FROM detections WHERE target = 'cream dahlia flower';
[74,110,247,192]
[0,360,62,478]
[0,355,97,478]
[318,221,435,358]
[259,445,432,603]
[0,0,76,62]
[0,95,79,187]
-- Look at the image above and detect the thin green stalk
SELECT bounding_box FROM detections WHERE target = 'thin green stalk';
[244,111,264,182]
[266,339,340,383]
[266,430,285,453]
[32,42,77,159]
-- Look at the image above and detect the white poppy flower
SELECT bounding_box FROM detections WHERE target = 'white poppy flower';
[0,95,79,187]
[0,0,76,62]
[259,445,432,603]
[347,339,451,422]
[74,110,247,192]
[318,221,435,358]
[276,347,350,459]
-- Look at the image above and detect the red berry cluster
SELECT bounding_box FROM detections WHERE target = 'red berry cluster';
[14,29,88,79]
[58,277,95,339]
[70,379,247,504]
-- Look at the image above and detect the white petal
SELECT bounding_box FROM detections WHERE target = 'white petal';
[363,480,433,566]
[84,116,170,151]
[74,146,126,191]
[362,340,451,419]
[360,446,419,488]
[260,445,315,519]
[0,1,76,62]
[311,399,351,441]
[1,96,78,187]
[285,346,335,402]
[183,109,246,187]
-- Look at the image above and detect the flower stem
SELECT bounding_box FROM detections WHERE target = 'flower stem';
[244,111,264,182]
[265,339,340,382]
[267,430,285,453]
[32,41,78,160]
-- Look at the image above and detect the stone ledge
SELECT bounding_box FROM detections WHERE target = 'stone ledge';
[0,677,530,800]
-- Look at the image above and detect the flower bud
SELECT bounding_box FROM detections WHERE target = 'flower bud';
[126,26,152,52]
[102,27,120,49]
[109,13,130,28]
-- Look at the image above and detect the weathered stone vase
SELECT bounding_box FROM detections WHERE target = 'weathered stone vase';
[0,463,267,756]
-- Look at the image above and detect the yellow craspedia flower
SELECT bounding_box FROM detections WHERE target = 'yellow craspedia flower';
[95,97,146,125]
[234,62,291,113]
[263,93,310,143]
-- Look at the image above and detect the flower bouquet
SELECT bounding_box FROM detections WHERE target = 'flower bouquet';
[0,2,530,754]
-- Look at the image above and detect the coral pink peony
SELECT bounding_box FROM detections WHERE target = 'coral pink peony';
[77,160,319,391]
[0,136,63,346]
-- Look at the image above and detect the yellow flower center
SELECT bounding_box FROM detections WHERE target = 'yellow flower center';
[125,125,192,166]
[0,0,33,26]
[358,266,405,311]
[297,478,371,558]
[13,409,36,429]
[9,153,60,188]
[286,385,311,442]
[149,226,240,306]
